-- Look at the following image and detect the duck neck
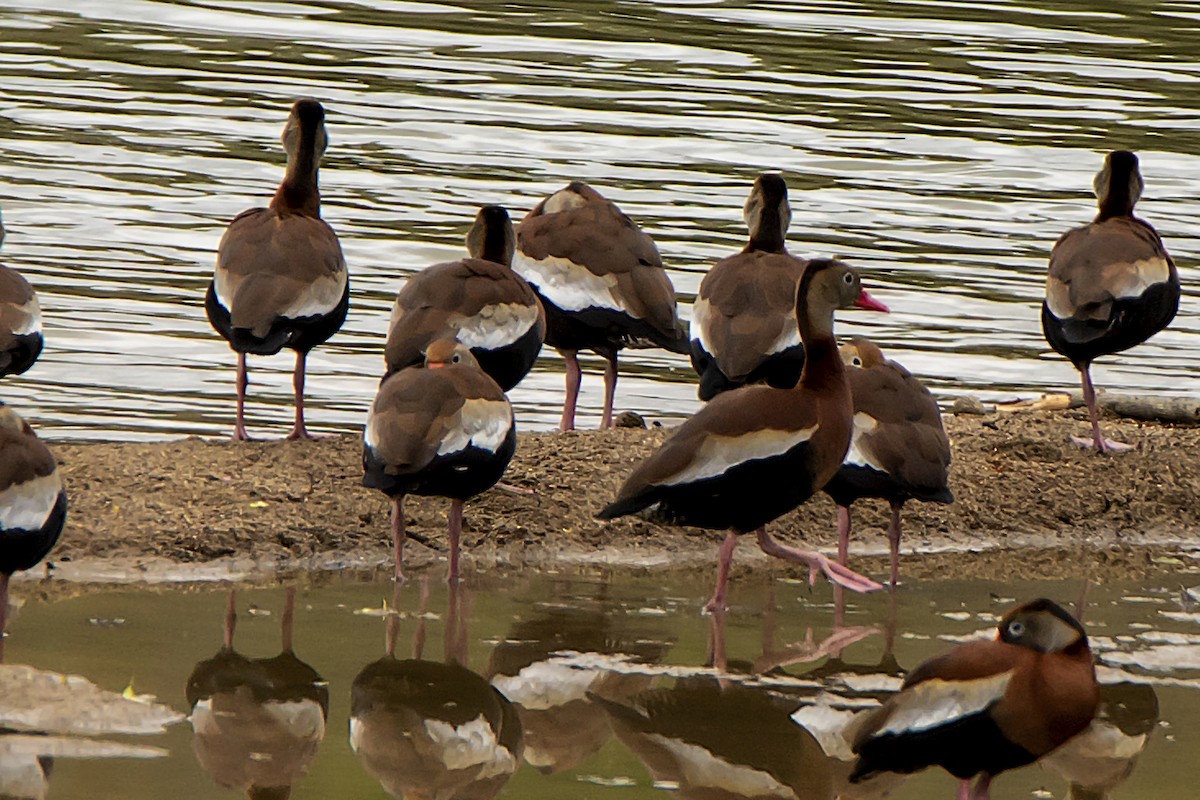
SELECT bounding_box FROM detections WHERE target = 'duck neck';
[796,278,842,392]
[1096,169,1137,222]
[477,221,514,266]
[272,134,321,217]
[746,205,787,253]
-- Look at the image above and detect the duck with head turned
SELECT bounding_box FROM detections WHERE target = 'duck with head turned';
[514,181,688,430]
[598,260,888,612]
[363,339,516,583]
[0,215,44,382]
[691,173,809,400]
[206,98,349,441]
[850,598,1099,800]
[1042,150,1180,453]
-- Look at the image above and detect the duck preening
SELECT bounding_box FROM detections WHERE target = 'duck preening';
[513,181,688,430]
[0,402,66,650]
[691,173,809,400]
[363,339,516,582]
[1042,150,1180,453]
[385,205,545,390]
[0,218,44,382]
[206,98,349,441]
[823,338,953,587]
[850,598,1099,800]
[598,260,888,612]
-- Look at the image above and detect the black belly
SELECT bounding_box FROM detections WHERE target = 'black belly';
[0,331,43,379]
[469,324,544,391]
[691,339,806,401]
[1041,278,1180,368]
[206,280,350,357]
[0,491,67,575]
[362,427,516,502]
[824,464,953,508]
[536,291,681,356]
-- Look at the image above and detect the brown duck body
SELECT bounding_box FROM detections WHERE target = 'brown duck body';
[0,262,43,381]
[691,174,808,400]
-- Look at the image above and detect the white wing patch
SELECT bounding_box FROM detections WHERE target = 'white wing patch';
[843,412,886,472]
[692,297,714,353]
[765,324,802,355]
[451,303,540,350]
[8,298,41,335]
[877,671,1012,738]
[491,661,601,709]
[423,715,517,777]
[646,734,793,798]
[512,251,632,315]
[437,399,512,456]
[278,271,347,320]
[0,472,61,531]
[1104,256,1171,301]
[661,427,817,487]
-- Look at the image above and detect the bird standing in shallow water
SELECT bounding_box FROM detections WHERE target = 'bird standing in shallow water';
[598,260,888,612]
[0,402,66,654]
[690,173,809,400]
[513,182,688,430]
[206,98,349,441]
[850,598,1099,800]
[1042,150,1180,453]
[823,338,953,587]
[363,339,515,582]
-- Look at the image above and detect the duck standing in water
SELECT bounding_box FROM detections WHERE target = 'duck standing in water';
[599,260,888,612]
[1042,150,1180,452]
[850,598,1099,800]
[207,99,349,441]
[513,181,688,430]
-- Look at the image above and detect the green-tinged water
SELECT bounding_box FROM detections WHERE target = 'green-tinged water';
[0,0,1197,440]
[2,570,1198,798]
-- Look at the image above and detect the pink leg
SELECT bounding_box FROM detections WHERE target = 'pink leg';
[886,501,903,588]
[704,533,739,613]
[957,779,972,800]
[447,498,464,583]
[707,609,728,674]
[601,354,618,429]
[287,350,313,440]
[281,586,295,652]
[234,352,250,441]
[0,573,10,661]
[1072,365,1132,452]
[836,505,851,564]
[971,774,992,800]
[392,496,407,583]
[560,350,581,431]
[756,529,883,593]
[223,589,236,650]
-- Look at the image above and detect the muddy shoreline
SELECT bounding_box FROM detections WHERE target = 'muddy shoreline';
[28,408,1200,586]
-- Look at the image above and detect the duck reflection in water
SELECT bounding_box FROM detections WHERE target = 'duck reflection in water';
[350,581,523,800]
[485,581,671,774]
[186,588,329,800]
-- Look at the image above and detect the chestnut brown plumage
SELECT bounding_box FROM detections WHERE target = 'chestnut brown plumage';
[385,205,545,390]
[513,182,687,430]
[363,340,516,582]
[851,598,1099,800]
[0,264,43,382]
[598,260,888,612]
[823,338,952,587]
[1041,150,1180,453]
[691,173,808,400]
[206,98,349,441]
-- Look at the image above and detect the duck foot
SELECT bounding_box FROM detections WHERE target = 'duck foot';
[1070,434,1135,453]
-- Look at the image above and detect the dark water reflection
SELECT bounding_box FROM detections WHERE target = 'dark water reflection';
[0,0,1196,439]
[0,571,1197,797]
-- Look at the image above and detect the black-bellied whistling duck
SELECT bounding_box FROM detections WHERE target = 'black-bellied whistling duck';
[186,588,329,800]
[206,98,349,441]
[513,181,688,430]
[363,339,515,582]
[691,173,808,400]
[0,402,66,652]
[385,205,545,390]
[598,260,888,612]
[0,221,44,382]
[850,598,1099,800]
[823,338,952,587]
[1042,150,1180,453]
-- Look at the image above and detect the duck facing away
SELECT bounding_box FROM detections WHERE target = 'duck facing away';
[0,402,66,648]
[691,173,809,400]
[1042,150,1180,453]
[850,598,1099,800]
[822,338,953,587]
[0,220,44,381]
[363,339,516,582]
[385,205,545,390]
[207,98,349,441]
[513,181,688,430]
[598,260,888,612]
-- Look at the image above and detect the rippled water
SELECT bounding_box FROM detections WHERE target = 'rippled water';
[0,0,1197,439]
[2,571,1199,798]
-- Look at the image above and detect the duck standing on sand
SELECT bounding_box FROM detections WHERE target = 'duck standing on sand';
[850,598,1099,800]
[1042,150,1180,452]
[598,260,888,612]
[513,182,688,430]
[822,338,953,587]
[207,99,349,441]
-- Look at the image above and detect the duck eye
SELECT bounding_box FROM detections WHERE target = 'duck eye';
[452,354,461,363]
[852,357,862,367]
[1007,621,1025,638]
[843,272,854,284]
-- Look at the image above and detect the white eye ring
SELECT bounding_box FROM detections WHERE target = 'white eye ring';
[843,272,854,284]
[452,354,461,363]
[852,357,862,367]
[1008,621,1025,637]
